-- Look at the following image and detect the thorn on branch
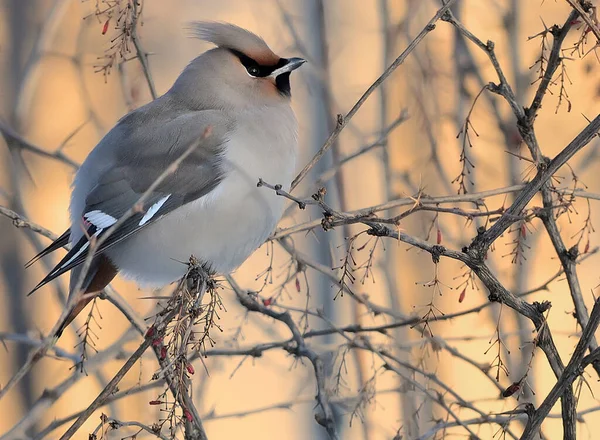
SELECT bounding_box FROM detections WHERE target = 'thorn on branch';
[431,245,445,264]
[366,224,388,237]
[533,300,552,314]
[488,290,501,303]
[566,245,579,261]
[525,402,536,417]
[537,155,551,172]
[487,82,502,94]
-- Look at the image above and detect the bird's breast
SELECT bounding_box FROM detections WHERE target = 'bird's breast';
[224,109,297,193]
[109,106,298,286]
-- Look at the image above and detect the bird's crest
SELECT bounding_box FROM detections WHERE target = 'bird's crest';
[189,22,279,65]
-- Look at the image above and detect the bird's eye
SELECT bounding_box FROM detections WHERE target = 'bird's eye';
[247,66,260,77]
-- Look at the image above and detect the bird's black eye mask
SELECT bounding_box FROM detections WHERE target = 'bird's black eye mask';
[229,49,288,78]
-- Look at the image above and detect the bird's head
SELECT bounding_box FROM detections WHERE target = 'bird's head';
[173,22,305,109]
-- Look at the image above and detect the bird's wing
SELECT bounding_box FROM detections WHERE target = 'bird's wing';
[29,110,231,294]
[25,229,71,268]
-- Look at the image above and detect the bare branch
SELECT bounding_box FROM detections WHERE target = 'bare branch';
[291,0,457,191]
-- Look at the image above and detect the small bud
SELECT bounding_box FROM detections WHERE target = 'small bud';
[584,240,590,254]
[102,18,110,35]
[187,364,195,375]
[295,277,301,292]
[184,409,193,422]
[262,297,273,306]
[459,288,466,303]
[160,346,167,360]
[436,228,442,244]
[149,400,162,405]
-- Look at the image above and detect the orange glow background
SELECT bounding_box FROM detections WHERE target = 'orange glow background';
[1,1,599,439]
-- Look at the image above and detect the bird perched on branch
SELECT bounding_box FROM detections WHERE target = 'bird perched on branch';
[27,22,305,338]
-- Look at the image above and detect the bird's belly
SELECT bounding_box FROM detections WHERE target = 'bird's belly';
[107,173,286,287]
[107,108,297,288]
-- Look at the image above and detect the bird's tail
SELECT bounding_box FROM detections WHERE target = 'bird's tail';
[55,255,117,339]
[55,296,94,339]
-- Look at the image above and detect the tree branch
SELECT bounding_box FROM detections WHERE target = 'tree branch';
[290,0,457,191]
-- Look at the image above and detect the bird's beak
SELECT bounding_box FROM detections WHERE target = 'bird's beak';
[270,57,306,77]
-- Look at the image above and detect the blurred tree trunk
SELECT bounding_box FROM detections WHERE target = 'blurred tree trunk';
[298,0,345,437]
[377,1,420,437]
[0,0,40,420]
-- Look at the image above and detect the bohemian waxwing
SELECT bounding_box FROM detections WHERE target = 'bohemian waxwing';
[27,22,305,337]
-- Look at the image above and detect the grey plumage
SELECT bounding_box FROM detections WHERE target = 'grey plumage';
[29,22,305,337]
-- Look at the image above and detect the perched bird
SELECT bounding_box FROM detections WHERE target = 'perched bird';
[27,22,305,337]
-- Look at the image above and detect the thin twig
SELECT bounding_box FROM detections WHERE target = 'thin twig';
[290,0,457,191]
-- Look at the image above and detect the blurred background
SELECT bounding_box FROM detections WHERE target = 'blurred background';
[0,0,599,439]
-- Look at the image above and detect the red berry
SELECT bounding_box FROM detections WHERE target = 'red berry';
[152,337,163,347]
[145,326,155,338]
[502,382,521,398]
